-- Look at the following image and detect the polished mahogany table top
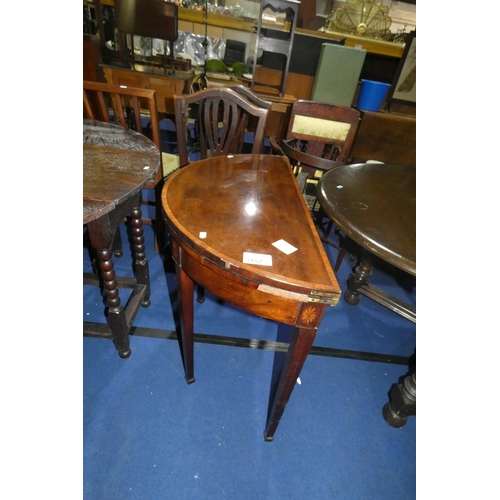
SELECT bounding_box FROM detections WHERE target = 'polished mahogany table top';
[316,163,416,276]
[162,154,341,307]
[83,119,160,224]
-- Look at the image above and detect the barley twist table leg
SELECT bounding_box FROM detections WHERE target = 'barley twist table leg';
[130,205,151,307]
[97,247,131,359]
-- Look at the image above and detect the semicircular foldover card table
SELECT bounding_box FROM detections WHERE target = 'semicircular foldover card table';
[161,153,341,441]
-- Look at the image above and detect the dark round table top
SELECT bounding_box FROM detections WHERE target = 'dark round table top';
[83,119,160,225]
[316,163,416,276]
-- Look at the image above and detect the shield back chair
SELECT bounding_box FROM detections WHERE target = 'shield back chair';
[83,80,169,253]
[271,99,360,271]
[174,85,271,168]
[173,86,271,302]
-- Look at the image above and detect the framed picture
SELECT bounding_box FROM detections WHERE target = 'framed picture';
[386,30,416,109]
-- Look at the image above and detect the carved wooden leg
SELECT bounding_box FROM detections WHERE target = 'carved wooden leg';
[383,372,416,428]
[130,205,151,307]
[97,247,131,359]
[264,326,317,441]
[173,242,195,384]
[344,254,373,305]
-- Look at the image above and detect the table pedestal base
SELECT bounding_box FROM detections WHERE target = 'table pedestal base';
[344,256,372,306]
[344,252,416,427]
[345,253,416,322]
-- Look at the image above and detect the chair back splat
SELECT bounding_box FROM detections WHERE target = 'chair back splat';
[83,80,165,252]
[173,86,270,168]
[271,99,360,187]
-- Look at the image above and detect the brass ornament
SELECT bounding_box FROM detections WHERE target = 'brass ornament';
[326,0,392,41]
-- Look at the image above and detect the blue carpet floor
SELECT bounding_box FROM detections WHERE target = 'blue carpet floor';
[83,215,416,499]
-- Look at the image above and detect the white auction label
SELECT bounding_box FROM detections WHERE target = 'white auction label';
[272,239,298,255]
[243,252,273,266]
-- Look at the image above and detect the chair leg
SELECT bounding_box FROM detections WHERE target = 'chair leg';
[152,202,165,254]
[324,219,334,238]
[153,183,165,253]
[334,246,347,272]
[312,205,331,236]
[196,283,205,303]
[334,235,359,272]
[153,217,162,253]
[112,228,123,258]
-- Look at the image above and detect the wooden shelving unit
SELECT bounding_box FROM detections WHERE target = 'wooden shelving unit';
[83,1,405,58]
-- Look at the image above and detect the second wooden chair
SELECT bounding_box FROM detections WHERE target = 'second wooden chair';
[271,99,361,271]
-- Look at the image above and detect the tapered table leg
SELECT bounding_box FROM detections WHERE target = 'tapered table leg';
[173,241,196,384]
[264,327,317,441]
